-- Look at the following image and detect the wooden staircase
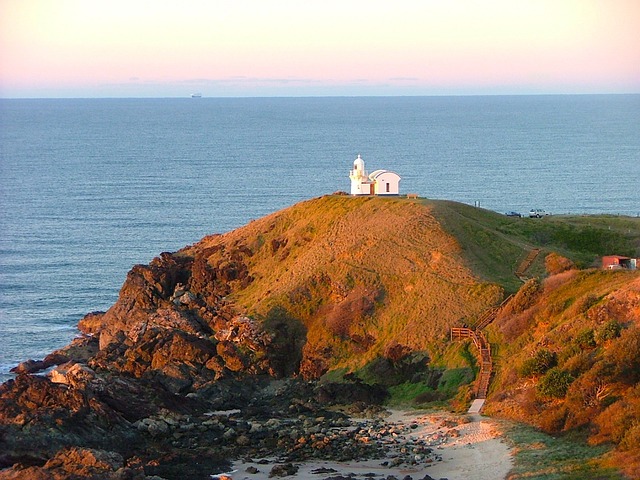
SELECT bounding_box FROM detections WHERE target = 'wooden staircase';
[473,294,513,330]
[515,248,541,280]
[450,293,513,400]
[450,247,541,405]
[451,327,493,398]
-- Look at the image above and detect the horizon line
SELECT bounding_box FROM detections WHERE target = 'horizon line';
[2,91,639,101]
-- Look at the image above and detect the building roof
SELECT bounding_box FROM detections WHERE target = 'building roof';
[369,169,401,179]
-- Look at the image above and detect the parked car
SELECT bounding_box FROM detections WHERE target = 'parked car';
[529,209,551,218]
[505,211,522,217]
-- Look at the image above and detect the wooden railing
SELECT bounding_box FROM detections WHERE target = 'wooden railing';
[451,248,540,399]
[451,248,539,400]
[451,327,493,399]
[515,248,541,280]
[473,294,512,330]
[450,293,514,399]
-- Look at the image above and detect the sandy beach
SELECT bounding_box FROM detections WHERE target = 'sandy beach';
[219,409,513,480]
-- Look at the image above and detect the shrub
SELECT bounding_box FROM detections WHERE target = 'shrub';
[596,319,622,343]
[500,310,537,342]
[620,423,640,451]
[383,342,412,362]
[324,288,376,338]
[545,252,576,275]
[562,350,595,377]
[438,367,474,392]
[520,349,558,377]
[261,306,308,376]
[575,328,596,349]
[413,388,447,403]
[507,278,542,315]
[537,368,574,398]
[537,404,568,433]
[564,367,614,430]
[573,293,599,315]
[592,399,637,445]
[605,327,640,383]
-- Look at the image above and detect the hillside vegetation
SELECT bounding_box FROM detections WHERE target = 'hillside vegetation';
[181,194,640,476]
[4,194,639,479]
[486,269,640,478]
[182,195,639,373]
[185,195,503,375]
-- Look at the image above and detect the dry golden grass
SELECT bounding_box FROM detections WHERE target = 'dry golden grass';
[183,195,504,373]
[175,196,640,475]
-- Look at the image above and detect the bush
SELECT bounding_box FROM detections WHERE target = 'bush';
[500,310,537,342]
[383,342,412,362]
[261,306,308,376]
[438,367,474,392]
[324,288,376,338]
[573,294,599,315]
[605,327,640,383]
[537,368,574,398]
[596,319,622,343]
[538,405,568,433]
[620,423,640,451]
[506,278,542,315]
[565,352,598,379]
[575,328,596,349]
[545,252,576,275]
[592,399,638,445]
[520,349,558,377]
[413,388,447,403]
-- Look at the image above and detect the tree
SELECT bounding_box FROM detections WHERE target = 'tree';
[538,368,574,398]
[520,349,558,377]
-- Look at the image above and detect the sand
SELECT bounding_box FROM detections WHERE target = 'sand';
[216,409,513,480]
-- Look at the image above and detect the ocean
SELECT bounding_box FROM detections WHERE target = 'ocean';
[1,95,639,382]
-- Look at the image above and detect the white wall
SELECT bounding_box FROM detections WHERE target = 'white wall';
[373,172,400,195]
[351,181,372,195]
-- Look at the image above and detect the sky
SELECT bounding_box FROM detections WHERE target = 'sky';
[1,0,639,98]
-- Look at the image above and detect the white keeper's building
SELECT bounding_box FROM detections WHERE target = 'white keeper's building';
[349,155,401,196]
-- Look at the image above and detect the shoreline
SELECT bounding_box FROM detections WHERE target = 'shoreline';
[221,409,513,480]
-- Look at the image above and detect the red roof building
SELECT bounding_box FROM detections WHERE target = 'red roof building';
[602,255,638,270]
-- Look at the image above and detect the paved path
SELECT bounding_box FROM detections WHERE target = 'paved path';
[468,398,485,414]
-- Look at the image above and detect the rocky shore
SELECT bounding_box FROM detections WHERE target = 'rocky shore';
[2,360,505,480]
[0,250,430,479]
[1,368,511,480]
[0,357,385,479]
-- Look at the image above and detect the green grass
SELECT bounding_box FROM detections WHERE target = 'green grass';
[502,421,624,480]
[498,215,640,268]
[386,381,434,405]
[438,367,474,391]
[428,200,528,292]
[425,200,640,292]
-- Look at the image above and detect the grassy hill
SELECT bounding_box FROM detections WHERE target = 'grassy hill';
[181,194,639,375]
[177,194,640,475]
[186,195,502,375]
[430,200,640,291]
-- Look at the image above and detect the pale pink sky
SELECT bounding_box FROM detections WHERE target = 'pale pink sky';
[1,0,639,97]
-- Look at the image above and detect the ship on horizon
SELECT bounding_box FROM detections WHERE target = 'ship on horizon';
[191,93,202,98]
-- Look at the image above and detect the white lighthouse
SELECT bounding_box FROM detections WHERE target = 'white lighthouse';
[349,155,401,196]
[349,154,372,195]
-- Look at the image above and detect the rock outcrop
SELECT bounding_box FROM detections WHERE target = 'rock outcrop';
[0,221,389,478]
